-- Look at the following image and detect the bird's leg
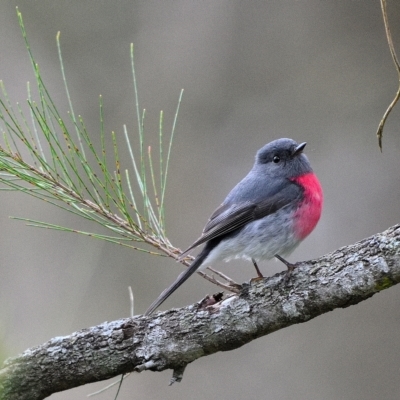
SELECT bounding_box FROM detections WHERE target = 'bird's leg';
[251,258,264,278]
[275,254,295,271]
[275,254,296,284]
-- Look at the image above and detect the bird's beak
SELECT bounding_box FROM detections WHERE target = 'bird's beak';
[293,142,306,156]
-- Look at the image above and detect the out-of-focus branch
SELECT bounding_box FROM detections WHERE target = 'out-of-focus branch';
[376,0,400,150]
[1,224,400,400]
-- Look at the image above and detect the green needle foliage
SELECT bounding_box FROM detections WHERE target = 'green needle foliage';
[0,10,237,294]
[0,11,239,398]
[0,9,182,258]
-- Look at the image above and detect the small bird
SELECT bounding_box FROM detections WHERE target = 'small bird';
[145,138,323,315]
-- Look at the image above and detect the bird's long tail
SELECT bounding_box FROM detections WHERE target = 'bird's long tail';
[144,249,209,316]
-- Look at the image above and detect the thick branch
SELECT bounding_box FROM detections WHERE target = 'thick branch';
[1,224,400,400]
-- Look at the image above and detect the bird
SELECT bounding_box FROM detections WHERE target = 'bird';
[145,138,323,315]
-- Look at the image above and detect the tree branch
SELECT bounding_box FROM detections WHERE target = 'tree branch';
[1,224,400,400]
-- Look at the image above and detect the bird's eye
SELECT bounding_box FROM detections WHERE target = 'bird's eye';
[273,155,280,163]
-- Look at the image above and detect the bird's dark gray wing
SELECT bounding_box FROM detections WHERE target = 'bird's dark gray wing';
[179,183,301,258]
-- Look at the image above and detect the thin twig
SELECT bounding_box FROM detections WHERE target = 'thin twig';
[129,286,134,317]
[376,0,400,151]
[197,270,240,293]
[206,266,239,286]
[178,255,240,293]
[87,373,131,397]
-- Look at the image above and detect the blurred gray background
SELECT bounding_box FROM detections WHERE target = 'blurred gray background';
[1,1,400,399]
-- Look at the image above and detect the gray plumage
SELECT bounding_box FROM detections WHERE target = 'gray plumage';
[145,138,315,315]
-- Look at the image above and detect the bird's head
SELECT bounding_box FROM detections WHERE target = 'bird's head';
[254,138,312,179]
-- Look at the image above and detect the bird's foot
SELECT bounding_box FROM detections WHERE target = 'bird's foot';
[251,258,264,278]
[275,254,297,285]
[283,263,296,285]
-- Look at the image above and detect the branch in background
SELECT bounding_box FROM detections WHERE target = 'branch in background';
[376,0,400,150]
[1,224,400,400]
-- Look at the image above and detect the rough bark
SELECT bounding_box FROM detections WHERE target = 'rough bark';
[1,224,400,400]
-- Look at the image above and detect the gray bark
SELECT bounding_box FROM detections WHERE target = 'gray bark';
[1,224,400,400]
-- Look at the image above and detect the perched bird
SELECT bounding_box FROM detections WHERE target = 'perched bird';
[145,138,323,315]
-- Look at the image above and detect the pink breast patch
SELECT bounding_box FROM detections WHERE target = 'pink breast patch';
[291,173,323,240]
